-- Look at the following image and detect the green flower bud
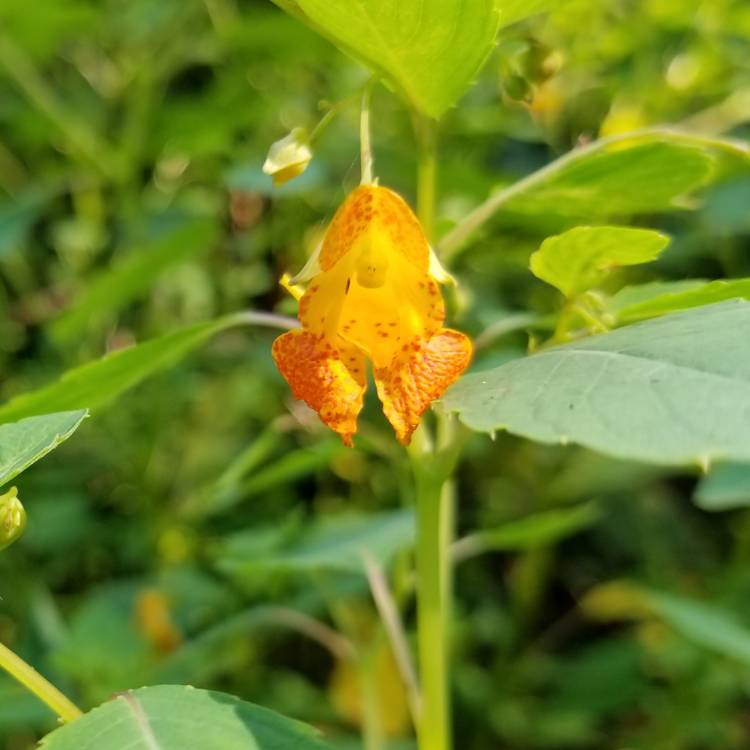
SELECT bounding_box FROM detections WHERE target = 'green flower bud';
[0,487,26,551]
[262,127,313,187]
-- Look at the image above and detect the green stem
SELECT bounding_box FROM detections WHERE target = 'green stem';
[0,640,83,723]
[414,114,437,241]
[412,113,454,750]
[414,466,453,750]
[309,84,369,145]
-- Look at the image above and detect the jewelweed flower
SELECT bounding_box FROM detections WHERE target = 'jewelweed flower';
[273,185,472,446]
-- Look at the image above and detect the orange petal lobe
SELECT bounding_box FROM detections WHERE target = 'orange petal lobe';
[374,329,472,445]
[272,330,366,446]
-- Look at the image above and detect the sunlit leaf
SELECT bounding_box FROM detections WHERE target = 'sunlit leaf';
[530,226,669,297]
[40,685,329,750]
[0,411,88,487]
[273,0,500,117]
[444,301,750,465]
[498,0,559,28]
[440,130,750,258]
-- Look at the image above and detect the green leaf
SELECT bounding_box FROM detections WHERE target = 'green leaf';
[611,278,750,323]
[507,141,712,218]
[50,217,219,343]
[530,226,670,297]
[40,685,329,750]
[604,280,709,317]
[498,0,558,28]
[694,462,750,511]
[0,315,256,425]
[275,0,500,118]
[0,411,88,488]
[217,508,415,577]
[439,130,750,258]
[444,301,750,466]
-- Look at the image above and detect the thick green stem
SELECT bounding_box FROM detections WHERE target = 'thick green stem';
[414,467,453,750]
[0,640,82,723]
[412,113,454,750]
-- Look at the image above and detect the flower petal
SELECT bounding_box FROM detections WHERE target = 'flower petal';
[374,328,472,445]
[320,186,429,272]
[272,330,366,446]
[337,257,445,369]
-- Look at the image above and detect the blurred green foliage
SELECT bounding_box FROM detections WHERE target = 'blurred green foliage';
[1,0,750,748]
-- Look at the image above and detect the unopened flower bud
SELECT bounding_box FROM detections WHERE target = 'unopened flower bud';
[0,487,26,551]
[262,127,313,186]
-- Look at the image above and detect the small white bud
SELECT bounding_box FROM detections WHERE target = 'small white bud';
[262,127,313,186]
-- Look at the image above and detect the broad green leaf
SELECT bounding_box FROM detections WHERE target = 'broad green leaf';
[444,301,750,466]
[530,226,669,297]
[217,508,415,577]
[51,217,219,343]
[694,462,750,511]
[274,0,500,118]
[506,141,712,217]
[610,278,750,323]
[439,130,750,258]
[453,502,599,561]
[498,0,558,28]
[40,685,329,750]
[582,583,750,667]
[0,314,268,424]
[0,411,88,487]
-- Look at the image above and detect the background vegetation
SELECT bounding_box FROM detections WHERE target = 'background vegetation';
[2,0,750,748]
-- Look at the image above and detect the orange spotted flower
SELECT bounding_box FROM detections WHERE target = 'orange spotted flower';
[272,185,472,446]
